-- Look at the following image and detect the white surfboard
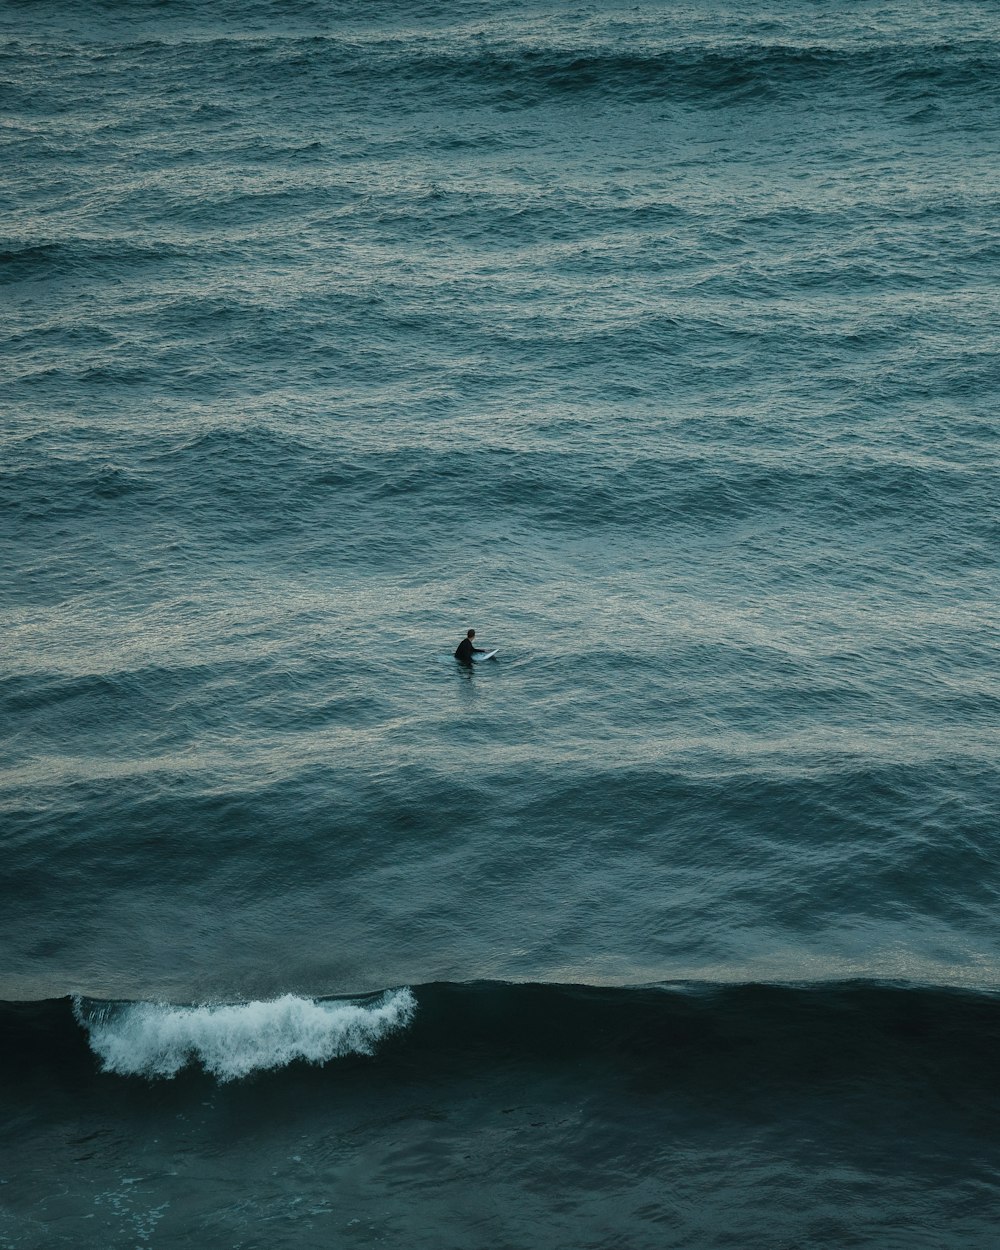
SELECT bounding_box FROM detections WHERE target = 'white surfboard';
[472,649,498,662]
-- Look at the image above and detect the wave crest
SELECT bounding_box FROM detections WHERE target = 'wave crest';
[73,989,416,1081]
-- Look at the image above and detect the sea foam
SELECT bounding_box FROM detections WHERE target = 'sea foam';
[74,989,416,1081]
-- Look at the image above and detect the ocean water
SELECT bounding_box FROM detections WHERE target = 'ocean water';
[2,0,999,1244]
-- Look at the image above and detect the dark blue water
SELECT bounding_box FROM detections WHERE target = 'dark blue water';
[3,0,999,1244]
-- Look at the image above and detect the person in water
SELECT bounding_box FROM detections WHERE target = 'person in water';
[454,629,486,663]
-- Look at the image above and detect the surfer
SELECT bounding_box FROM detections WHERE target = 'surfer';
[454,629,486,664]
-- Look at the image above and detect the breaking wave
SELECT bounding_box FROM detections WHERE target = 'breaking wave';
[73,989,416,1081]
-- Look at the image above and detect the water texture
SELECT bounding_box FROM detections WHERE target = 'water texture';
[2,0,999,1245]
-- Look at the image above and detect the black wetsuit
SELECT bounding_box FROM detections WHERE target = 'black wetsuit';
[455,637,484,663]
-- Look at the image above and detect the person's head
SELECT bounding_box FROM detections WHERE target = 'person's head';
[467,629,475,639]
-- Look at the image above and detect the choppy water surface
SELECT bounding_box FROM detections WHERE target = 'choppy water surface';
[2,0,999,1245]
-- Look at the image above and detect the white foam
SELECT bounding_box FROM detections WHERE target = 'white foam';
[74,989,416,1082]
